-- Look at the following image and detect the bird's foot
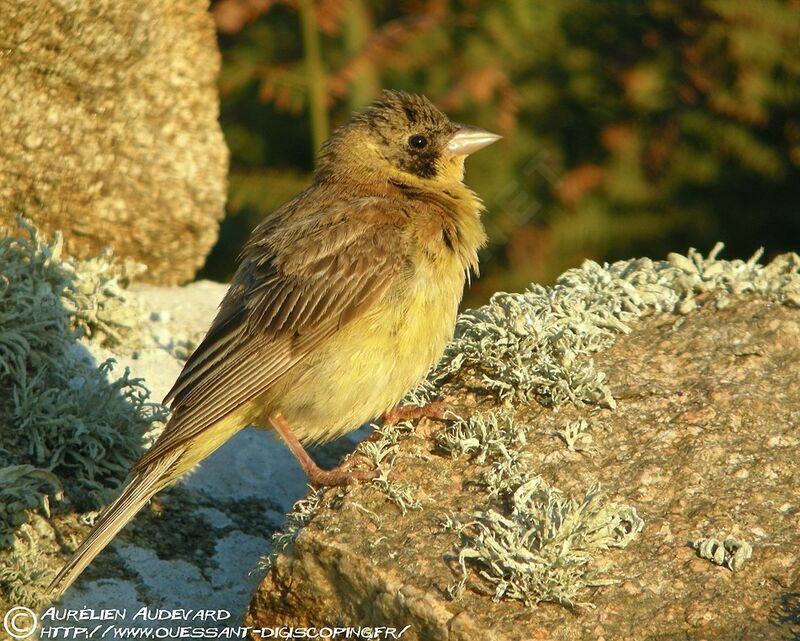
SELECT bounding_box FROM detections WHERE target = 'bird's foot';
[382,400,449,425]
[305,461,378,488]
[268,412,378,487]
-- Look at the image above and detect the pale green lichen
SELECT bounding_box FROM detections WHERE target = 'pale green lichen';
[554,419,594,453]
[420,244,800,409]
[0,466,62,548]
[434,409,532,501]
[0,527,53,608]
[359,421,415,469]
[369,475,421,515]
[401,378,439,409]
[448,477,644,608]
[692,535,752,571]
[358,422,422,514]
[7,359,162,509]
[434,409,642,608]
[63,246,146,347]
[259,489,324,571]
[481,455,530,501]
[0,218,166,576]
[435,409,525,465]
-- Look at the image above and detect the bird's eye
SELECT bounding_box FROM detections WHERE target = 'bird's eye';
[408,134,428,149]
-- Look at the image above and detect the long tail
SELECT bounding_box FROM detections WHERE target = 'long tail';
[48,448,184,598]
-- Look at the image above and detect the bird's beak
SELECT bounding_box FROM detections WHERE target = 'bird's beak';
[447,125,502,156]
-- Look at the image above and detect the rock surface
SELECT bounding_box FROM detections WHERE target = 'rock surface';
[246,297,800,641]
[0,0,228,285]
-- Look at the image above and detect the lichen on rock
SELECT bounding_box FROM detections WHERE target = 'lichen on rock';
[424,244,800,410]
[433,409,642,609]
[448,477,644,609]
[0,466,61,549]
[692,535,753,571]
[0,528,54,608]
[258,489,324,573]
[0,220,166,605]
[250,243,800,638]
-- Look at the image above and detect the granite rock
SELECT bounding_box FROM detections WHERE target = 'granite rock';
[246,297,800,641]
[0,0,228,285]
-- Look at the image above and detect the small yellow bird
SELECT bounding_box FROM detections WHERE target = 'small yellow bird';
[49,90,499,597]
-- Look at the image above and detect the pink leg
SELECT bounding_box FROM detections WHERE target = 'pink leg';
[268,413,377,487]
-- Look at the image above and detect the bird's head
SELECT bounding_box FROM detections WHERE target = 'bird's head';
[317,90,500,185]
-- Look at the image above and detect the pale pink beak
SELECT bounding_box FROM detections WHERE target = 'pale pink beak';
[447,125,502,156]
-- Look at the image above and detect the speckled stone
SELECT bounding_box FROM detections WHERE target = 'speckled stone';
[0,0,228,285]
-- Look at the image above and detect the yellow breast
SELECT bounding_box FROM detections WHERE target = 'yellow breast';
[264,244,466,444]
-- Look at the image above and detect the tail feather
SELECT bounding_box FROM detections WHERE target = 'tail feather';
[48,449,183,598]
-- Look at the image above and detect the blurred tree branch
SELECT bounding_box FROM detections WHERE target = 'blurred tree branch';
[299,0,329,155]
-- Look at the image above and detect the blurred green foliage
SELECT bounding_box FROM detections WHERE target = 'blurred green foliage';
[204,0,800,305]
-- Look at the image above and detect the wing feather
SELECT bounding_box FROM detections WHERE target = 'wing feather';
[135,202,405,470]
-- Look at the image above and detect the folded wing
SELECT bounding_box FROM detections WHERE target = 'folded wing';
[135,203,405,470]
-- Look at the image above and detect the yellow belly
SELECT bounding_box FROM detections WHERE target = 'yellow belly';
[257,253,465,443]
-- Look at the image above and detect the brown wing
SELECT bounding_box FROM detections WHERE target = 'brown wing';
[135,199,406,470]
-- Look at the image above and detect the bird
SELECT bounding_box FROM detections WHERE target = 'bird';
[48,89,500,597]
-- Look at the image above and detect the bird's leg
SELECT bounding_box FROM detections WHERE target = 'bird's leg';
[268,413,377,487]
[382,400,449,425]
